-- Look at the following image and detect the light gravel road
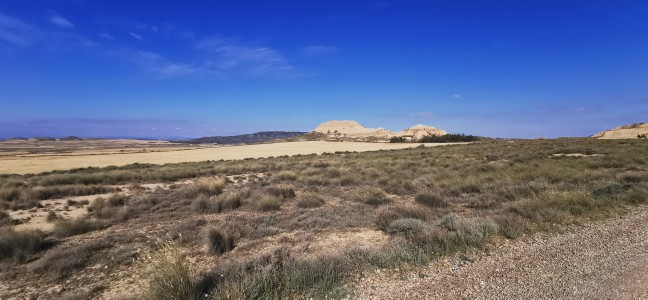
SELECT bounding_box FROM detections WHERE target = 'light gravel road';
[356,206,648,300]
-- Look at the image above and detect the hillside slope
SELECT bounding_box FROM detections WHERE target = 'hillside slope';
[178,131,306,144]
[593,123,648,139]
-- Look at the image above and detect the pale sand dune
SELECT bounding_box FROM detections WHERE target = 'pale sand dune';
[593,122,648,139]
[0,141,462,174]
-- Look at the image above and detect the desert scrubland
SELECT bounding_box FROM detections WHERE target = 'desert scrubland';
[1,138,647,299]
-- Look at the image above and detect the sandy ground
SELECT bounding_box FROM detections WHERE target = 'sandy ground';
[0,141,460,174]
[355,206,648,299]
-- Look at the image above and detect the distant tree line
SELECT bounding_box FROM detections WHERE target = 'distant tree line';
[390,133,480,143]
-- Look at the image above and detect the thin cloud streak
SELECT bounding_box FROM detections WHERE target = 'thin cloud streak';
[0,12,39,47]
[128,31,143,41]
[197,36,300,78]
[0,11,305,80]
[126,51,199,78]
[49,13,75,29]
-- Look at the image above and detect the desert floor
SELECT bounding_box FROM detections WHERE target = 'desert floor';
[0,141,460,174]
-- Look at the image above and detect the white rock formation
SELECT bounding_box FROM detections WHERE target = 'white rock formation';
[396,124,447,139]
[313,120,446,139]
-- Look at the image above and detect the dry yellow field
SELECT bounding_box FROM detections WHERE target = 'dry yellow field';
[0,141,460,174]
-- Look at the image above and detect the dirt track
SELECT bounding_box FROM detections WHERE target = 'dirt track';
[356,206,648,299]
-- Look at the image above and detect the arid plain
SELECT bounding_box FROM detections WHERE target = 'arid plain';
[1,131,648,299]
[0,140,449,174]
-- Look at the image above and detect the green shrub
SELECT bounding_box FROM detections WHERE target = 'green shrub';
[352,187,391,206]
[376,204,427,231]
[296,193,325,208]
[257,195,282,212]
[186,177,226,198]
[266,185,296,199]
[493,213,527,239]
[216,192,243,211]
[0,210,12,226]
[415,192,447,208]
[32,240,109,276]
[192,194,219,213]
[87,196,130,221]
[143,243,198,300]
[620,188,648,204]
[206,227,235,255]
[46,210,59,222]
[419,134,480,143]
[53,219,103,238]
[386,218,425,236]
[0,228,45,263]
[210,252,349,300]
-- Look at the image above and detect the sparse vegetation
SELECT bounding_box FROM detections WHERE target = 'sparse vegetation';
[0,210,12,226]
[32,240,109,276]
[352,187,391,206]
[207,250,350,300]
[256,194,282,211]
[415,192,447,208]
[186,177,226,198]
[53,218,103,238]
[205,227,235,255]
[2,138,648,298]
[0,228,46,264]
[296,192,326,208]
[46,210,59,222]
[390,133,480,143]
[143,243,197,300]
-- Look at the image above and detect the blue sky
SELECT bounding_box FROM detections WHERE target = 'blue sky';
[1,0,647,139]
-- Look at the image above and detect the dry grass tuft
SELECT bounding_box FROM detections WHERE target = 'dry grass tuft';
[205,227,235,255]
[53,218,103,238]
[352,187,391,206]
[415,192,447,208]
[0,228,46,264]
[296,192,326,208]
[143,242,197,300]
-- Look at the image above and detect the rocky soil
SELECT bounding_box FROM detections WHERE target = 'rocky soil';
[355,206,648,299]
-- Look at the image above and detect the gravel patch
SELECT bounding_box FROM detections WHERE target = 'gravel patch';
[355,206,648,299]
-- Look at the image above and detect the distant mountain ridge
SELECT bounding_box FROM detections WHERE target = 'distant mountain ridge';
[177,131,307,144]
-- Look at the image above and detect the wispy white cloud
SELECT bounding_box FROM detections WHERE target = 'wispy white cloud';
[1,11,301,80]
[128,31,143,41]
[99,32,114,40]
[453,94,462,99]
[126,51,199,78]
[49,13,74,29]
[197,36,299,78]
[0,12,39,47]
[301,45,339,56]
[0,12,95,50]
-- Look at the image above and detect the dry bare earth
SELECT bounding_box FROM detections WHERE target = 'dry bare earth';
[0,141,450,174]
[355,206,648,299]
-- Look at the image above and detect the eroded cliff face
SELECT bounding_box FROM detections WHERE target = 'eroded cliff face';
[397,124,447,139]
[312,120,446,140]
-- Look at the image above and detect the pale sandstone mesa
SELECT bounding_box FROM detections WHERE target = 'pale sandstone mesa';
[313,120,446,139]
[0,141,463,174]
